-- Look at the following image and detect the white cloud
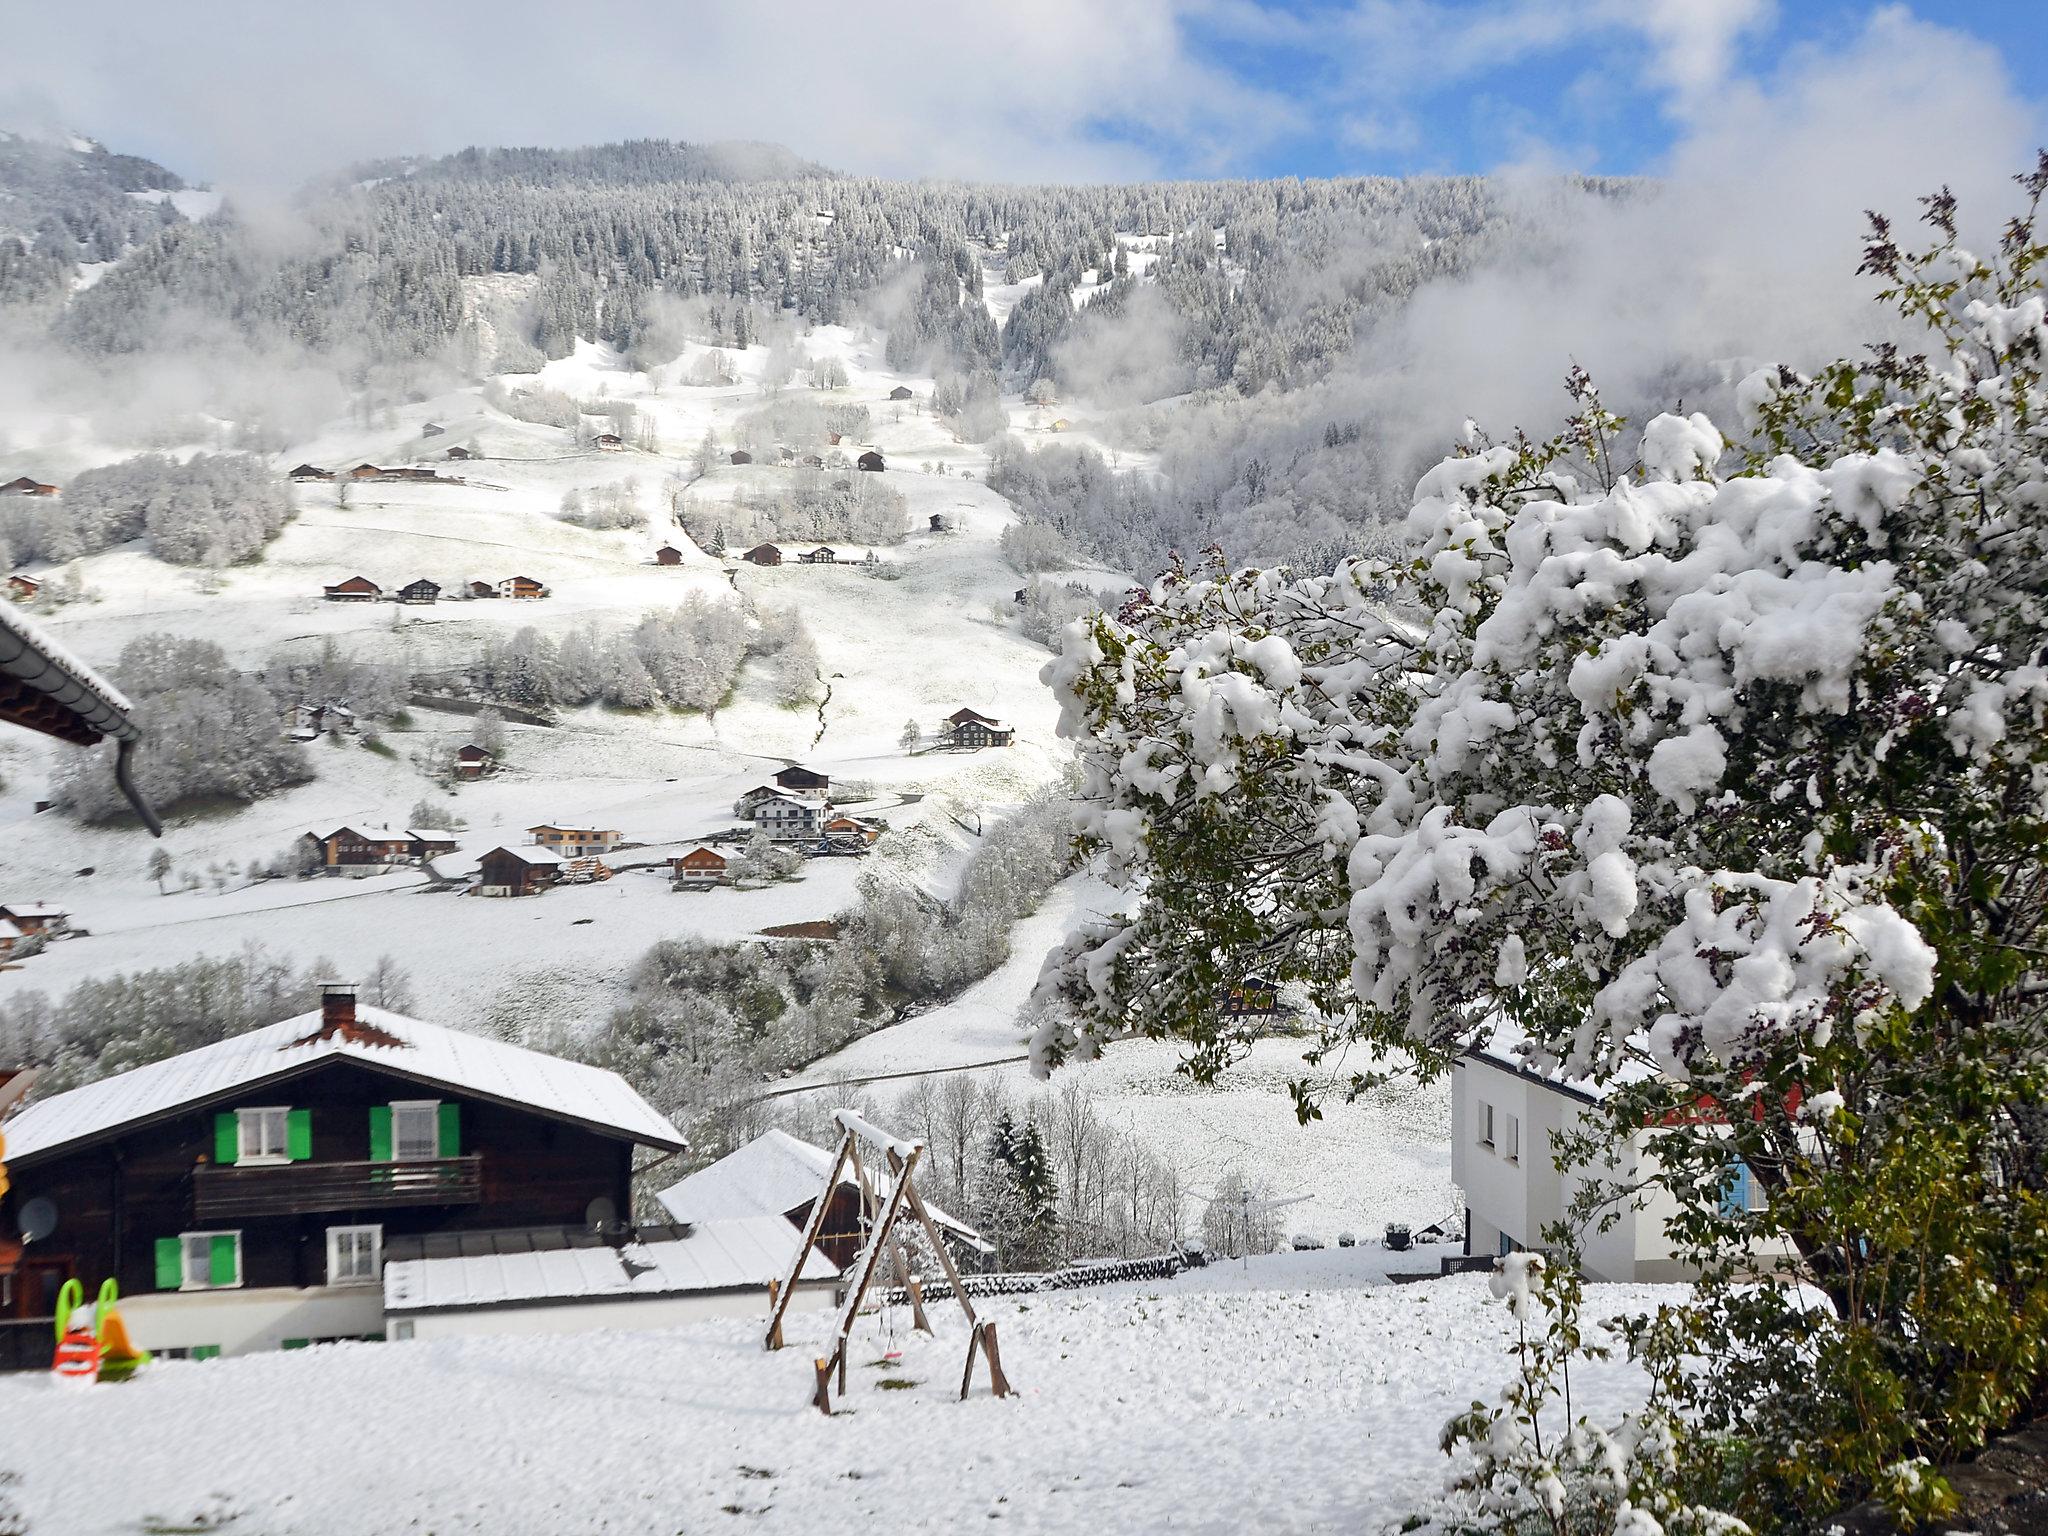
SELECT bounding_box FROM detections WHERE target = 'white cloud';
[1,0,1303,191]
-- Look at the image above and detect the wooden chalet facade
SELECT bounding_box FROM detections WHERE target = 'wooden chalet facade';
[498,576,548,600]
[6,574,38,602]
[453,744,495,779]
[0,987,686,1357]
[526,825,621,857]
[0,903,69,938]
[594,433,624,451]
[798,546,837,565]
[654,544,684,566]
[474,846,561,897]
[288,464,334,483]
[467,580,498,599]
[773,766,829,795]
[303,828,452,873]
[740,543,782,566]
[346,463,385,480]
[324,576,382,602]
[946,707,1014,749]
[888,386,914,401]
[670,847,730,888]
[857,451,885,472]
[397,579,441,605]
[445,446,474,461]
[0,477,58,497]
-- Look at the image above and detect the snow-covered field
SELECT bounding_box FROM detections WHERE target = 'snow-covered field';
[0,1254,1677,1535]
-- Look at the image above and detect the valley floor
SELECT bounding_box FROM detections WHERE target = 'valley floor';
[0,1253,1677,1535]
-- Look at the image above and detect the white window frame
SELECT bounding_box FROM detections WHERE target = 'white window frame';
[391,1100,441,1162]
[326,1224,382,1286]
[1503,1113,1521,1165]
[179,1229,242,1292]
[237,1106,291,1165]
[1479,1101,1495,1149]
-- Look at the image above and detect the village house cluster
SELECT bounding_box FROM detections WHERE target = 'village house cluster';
[323,575,549,603]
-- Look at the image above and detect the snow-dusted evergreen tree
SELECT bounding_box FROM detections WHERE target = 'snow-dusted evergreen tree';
[1038,168,2048,1527]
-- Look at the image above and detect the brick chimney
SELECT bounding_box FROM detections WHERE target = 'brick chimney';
[320,981,358,1033]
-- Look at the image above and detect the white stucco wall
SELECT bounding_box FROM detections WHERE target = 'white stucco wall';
[122,1284,386,1357]
[389,1279,835,1342]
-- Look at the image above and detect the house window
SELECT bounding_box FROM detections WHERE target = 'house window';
[393,1319,416,1342]
[1719,1160,1757,1219]
[392,1101,441,1161]
[1478,1101,1495,1148]
[170,1231,241,1291]
[1503,1113,1521,1165]
[327,1225,382,1286]
[237,1106,290,1164]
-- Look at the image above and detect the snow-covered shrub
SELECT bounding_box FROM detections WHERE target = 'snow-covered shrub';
[1038,169,2048,1528]
[557,478,643,530]
[679,468,911,551]
[3,452,288,566]
[54,634,311,823]
[999,519,1076,574]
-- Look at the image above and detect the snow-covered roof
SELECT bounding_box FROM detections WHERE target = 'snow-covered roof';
[489,845,563,867]
[1,1004,687,1163]
[382,1216,836,1315]
[657,1129,985,1249]
[0,919,23,941]
[405,828,456,842]
[0,903,67,918]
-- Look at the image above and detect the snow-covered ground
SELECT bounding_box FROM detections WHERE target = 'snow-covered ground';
[0,1253,1678,1535]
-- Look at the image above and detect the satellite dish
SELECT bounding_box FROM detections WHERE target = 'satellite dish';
[18,1197,56,1243]
[584,1196,618,1233]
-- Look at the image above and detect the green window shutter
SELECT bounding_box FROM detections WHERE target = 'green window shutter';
[280,1337,309,1351]
[286,1108,312,1161]
[214,1112,238,1165]
[191,1345,220,1361]
[368,1105,392,1162]
[154,1237,183,1290]
[437,1101,460,1158]
[209,1233,238,1287]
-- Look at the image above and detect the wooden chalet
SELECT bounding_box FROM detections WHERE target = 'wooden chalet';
[474,846,562,897]
[421,423,445,438]
[0,477,57,497]
[729,450,753,465]
[822,815,882,846]
[497,576,548,600]
[798,546,837,565]
[888,386,914,401]
[467,580,498,599]
[931,513,948,532]
[946,707,1014,749]
[346,464,385,480]
[0,984,686,1357]
[6,574,38,602]
[445,446,474,461]
[669,847,730,887]
[397,578,441,605]
[303,827,417,873]
[525,824,621,857]
[658,1129,984,1271]
[288,464,334,483]
[383,467,440,483]
[0,903,70,938]
[773,765,830,795]
[857,451,885,473]
[453,744,495,780]
[324,576,382,602]
[283,702,356,741]
[654,545,684,566]
[740,544,782,567]
[594,433,624,452]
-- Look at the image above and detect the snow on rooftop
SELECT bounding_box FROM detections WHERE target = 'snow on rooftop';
[658,1128,985,1249]
[382,1216,836,1314]
[0,597,133,714]
[491,845,564,866]
[1,1004,686,1163]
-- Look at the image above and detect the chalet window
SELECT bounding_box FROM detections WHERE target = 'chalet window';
[1719,1159,1759,1218]
[237,1107,290,1164]
[1503,1113,1521,1165]
[392,1101,441,1161]
[1478,1101,1495,1149]
[155,1231,240,1291]
[327,1226,381,1286]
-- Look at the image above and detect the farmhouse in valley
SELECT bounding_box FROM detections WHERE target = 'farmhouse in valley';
[283,702,356,741]
[729,450,753,465]
[526,824,621,857]
[324,576,382,603]
[658,1129,985,1270]
[669,847,731,888]
[594,432,624,451]
[857,451,885,473]
[0,477,58,497]
[0,918,31,960]
[740,543,782,566]
[497,576,549,600]
[467,580,497,599]
[0,903,70,939]
[733,784,782,817]
[445,445,474,461]
[474,845,563,897]
[654,544,684,566]
[798,546,837,565]
[453,744,496,780]
[773,765,829,795]
[6,574,39,602]
[397,579,441,605]
[748,793,824,842]
[288,464,334,483]
[0,983,697,1357]
[887,385,914,401]
[945,707,1014,749]
[302,828,456,874]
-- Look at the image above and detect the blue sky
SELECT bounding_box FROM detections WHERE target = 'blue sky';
[4,1,2044,189]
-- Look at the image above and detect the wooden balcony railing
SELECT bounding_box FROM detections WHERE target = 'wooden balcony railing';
[192,1155,483,1220]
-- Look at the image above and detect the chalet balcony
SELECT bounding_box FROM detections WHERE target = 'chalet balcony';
[192,1156,483,1220]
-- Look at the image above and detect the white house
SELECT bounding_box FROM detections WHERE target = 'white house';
[380,1216,838,1341]
[748,794,824,843]
[1452,1042,1764,1283]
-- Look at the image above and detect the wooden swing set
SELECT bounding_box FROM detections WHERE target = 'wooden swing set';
[764,1107,1013,1415]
